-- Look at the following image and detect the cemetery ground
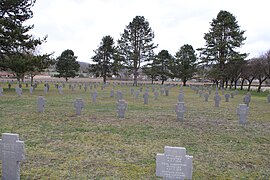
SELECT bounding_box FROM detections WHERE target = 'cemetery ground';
[0,82,269,179]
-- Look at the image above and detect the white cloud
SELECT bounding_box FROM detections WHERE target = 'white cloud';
[28,0,270,62]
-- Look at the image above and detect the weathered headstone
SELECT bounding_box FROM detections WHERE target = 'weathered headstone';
[0,86,3,96]
[117,99,128,118]
[92,91,98,103]
[143,92,149,104]
[175,102,186,121]
[230,92,234,98]
[135,90,140,99]
[37,96,45,113]
[178,93,184,102]
[84,85,87,92]
[110,89,114,98]
[117,90,123,100]
[156,146,193,180]
[74,98,84,115]
[214,94,221,107]
[267,94,270,103]
[224,93,230,102]
[160,89,165,96]
[43,86,48,95]
[236,104,249,124]
[0,133,25,180]
[165,89,169,96]
[29,86,33,94]
[58,85,63,94]
[15,87,22,97]
[243,94,251,107]
[203,93,209,102]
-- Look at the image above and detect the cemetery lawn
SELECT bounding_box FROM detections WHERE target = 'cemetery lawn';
[0,83,269,179]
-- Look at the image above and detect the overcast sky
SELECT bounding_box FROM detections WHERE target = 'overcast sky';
[28,0,270,63]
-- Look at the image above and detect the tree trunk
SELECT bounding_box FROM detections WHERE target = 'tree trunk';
[234,80,237,89]
[65,77,68,82]
[103,75,106,84]
[161,79,165,85]
[30,75,34,86]
[247,80,252,91]
[257,81,262,92]
[133,74,138,86]
[183,79,187,86]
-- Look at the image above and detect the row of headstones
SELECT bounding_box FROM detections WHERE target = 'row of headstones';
[176,90,250,124]
[190,85,259,107]
[0,133,193,179]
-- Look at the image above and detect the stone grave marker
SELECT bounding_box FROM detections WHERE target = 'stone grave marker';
[230,92,234,98]
[43,86,48,95]
[175,102,186,121]
[58,85,63,94]
[178,93,184,102]
[74,98,84,115]
[92,91,98,103]
[84,85,87,92]
[117,99,128,118]
[110,89,114,98]
[236,104,249,124]
[15,87,22,97]
[267,94,270,103]
[203,93,209,102]
[37,96,45,113]
[29,86,33,94]
[0,133,25,180]
[214,94,221,107]
[165,89,169,96]
[224,93,230,102]
[117,90,123,100]
[143,92,149,104]
[243,94,251,107]
[156,146,193,180]
[235,90,238,95]
[135,90,140,99]
[0,86,3,96]
[160,89,165,96]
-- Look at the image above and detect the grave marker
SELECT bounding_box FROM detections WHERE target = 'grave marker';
[243,94,251,107]
[92,91,98,103]
[74,98,84,115]
[0,86,3,96]
[0,133,25,180]
[214,94,221,107]
[37,96,45,113]
[203,93,209,102]
[143,92,149,104]
[156,146,193,180]
[267,94,270,103]
[178,93,184,102]
[175,102,186,121]
[224,94,230,102]
[236,104,249,124]
[117,100,128,118]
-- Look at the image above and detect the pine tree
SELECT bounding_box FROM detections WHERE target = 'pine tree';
[90,35,118,83]
[198,10,247,87]
[56,50,80,82]
[118,16,157,86]
[171,44,197,86]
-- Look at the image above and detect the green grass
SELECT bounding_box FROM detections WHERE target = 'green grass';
[0,82,269,179]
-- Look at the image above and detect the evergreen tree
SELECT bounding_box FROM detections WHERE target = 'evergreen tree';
[56,49,80,82]
[171,44,197,86]
[90,35,118,83]
[118,16,157,86]
[155,50,173,84]
[0,0,43,69]
[198,10,247,87]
